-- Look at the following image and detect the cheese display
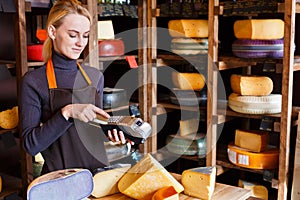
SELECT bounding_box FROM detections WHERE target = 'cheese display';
[238,179,268,200]
[98,39,125,57]
[228,93,282,114]
[233,19,284,40]
[118,153,184,199]
[91,164,131,198]
[182,166,216,200]
[230,74,273,96]
[151,186,179,200]
[179,118,199,136]
[27,168,93,200]
[166,133,206,157]
[227,143,279,169]
[171,38,208,55]
[232,39,284,58]
[234,129,269,152]
[168,19,208,38]
[0,106,18,129]
[172,72,206,90]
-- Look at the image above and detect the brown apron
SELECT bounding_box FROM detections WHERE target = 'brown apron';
[42,59,109,173]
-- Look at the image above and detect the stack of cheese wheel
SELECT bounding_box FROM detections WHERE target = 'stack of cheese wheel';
[228,74,282,114]
[227,129,279,170]
[232,19,284,58]
[168,19,208,55]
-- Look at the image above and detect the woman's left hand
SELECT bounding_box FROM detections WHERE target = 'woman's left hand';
[107,129,135,145]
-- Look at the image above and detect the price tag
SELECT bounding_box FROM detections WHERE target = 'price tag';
[259,116,274,131]
[126,56,138,68]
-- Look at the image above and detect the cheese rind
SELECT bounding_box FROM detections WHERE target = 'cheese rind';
[91,165,131,198]
[238,179,268,200]
[168,20,208,38]
[234,19,284,40]
[118,154,184,199]
[227,143,279,169]
[152,186,179,200]
[230,74,273,96]
[172,72,206,90]
[234,129,269,152]
[182,166,216,200]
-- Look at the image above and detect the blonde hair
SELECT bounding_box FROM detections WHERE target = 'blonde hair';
[42,0,92,62]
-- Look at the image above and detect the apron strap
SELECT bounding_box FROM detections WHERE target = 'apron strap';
[46,59,92,89]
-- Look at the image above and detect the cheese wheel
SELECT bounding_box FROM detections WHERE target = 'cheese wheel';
[27,169,93,200]
[234,19,284,40]
[228,93,282,114]
[182,166,216,200]
[168,20,208,38]
[171,38,208,55]
[118,153,184,199]
[91,164,131,198]
[227,143,279,169]
[238,179,268,200]
[172,72,206,90]
[235,129,269,152]
[0,106,18,129]
[230,74,273,96]
[152,186,179,200]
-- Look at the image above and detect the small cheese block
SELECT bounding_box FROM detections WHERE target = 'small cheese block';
[168,20,208,38]
[172,72,206,90]
[171,38,208,55]
[98,20,114,40]
[234,19,284,40]
[238,179,268,200]
[179,118,199,136]
[0,106,18,129]
[152,186,179,200]
[235,129,269,152]
[118,153,184,200]
[230,74,273,96]
[91,164,131,198]
[228,93,282,114]
[27,168,93,200]
[182,166,216,200]
[227,143,279,169]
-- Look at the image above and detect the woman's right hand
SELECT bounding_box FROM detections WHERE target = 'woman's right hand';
[61,104,110,123]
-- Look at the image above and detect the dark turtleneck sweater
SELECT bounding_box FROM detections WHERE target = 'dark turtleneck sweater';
[21,52,108,172]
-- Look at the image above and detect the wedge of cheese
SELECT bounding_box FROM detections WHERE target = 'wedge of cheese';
[152,186,179,200]
[182,166,216,200]
[91,164,131,198]
[179,118,199,136]
[234,19,284,40]
[172,72,206,90]
[238,179,268,200]
[235,129,269,152]
[230,74,273,96]
[118,153,184,199]
[228,93,282,114]
[0,106,18,129]
[168,19,208,38]
[227,143,279,169]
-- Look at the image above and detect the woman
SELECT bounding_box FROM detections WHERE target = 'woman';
[21,0,127,174]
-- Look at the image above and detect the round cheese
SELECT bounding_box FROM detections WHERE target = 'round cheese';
[172,72,206,90]
[230,74,273,96]
[227,143,279,169]
[171,38,208,55]
[228,93,282,114]
[168,19,208,38]
[233,19,284,40]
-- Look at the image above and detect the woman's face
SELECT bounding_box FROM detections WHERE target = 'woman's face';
[49,13,90,59]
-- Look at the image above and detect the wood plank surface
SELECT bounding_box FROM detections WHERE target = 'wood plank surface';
[291,112,300,199]
[89,182,251,200]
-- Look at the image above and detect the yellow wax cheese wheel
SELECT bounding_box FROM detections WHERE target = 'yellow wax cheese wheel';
[230,74,273,96]
[172,72,206,90]
[168,20,208,38]
[0,106,18,129]
[118,153,184,200]
[151,186,179,200]
[234,19,284,40]
[227,143,279,169]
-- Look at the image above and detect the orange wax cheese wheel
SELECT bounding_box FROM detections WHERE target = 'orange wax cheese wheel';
[168,20,208,38]
[227,143,279,169]
[234,19,284,40]
[152,186,179,200]
[234,129,269,152]
[172,72,205,90]
[230,74,273,96]
[118,153,184,200]
[182,166,216,200]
